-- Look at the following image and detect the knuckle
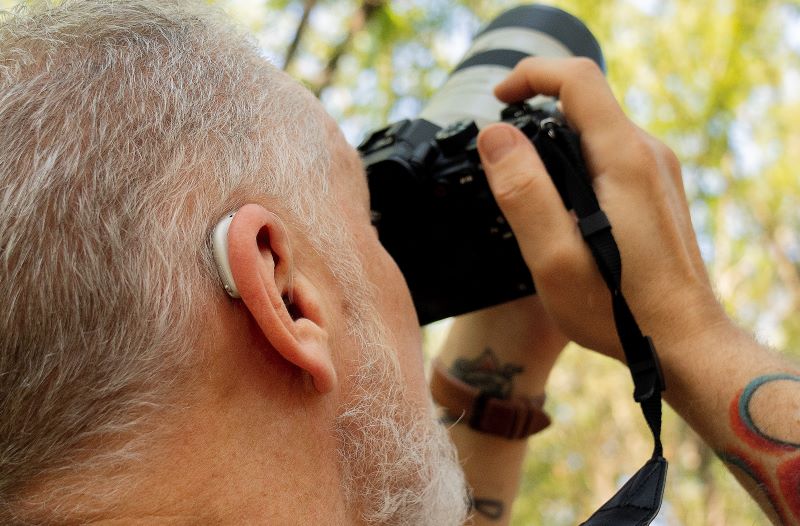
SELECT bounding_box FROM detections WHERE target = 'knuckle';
[535,242,579,283]
[491,169,541,207]
[569,57,603,80]
[518,56,538,71]
[643,135,684,188]
[657,142,684,182]
[657,141,680,167]
[619,133,662,181]
[510,56,534,79]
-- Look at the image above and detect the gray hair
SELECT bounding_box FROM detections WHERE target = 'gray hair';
[0,0,332,520]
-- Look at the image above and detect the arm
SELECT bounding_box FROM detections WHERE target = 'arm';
[436,296,567,526]
[663,320,800,526]
[473,56,800,525]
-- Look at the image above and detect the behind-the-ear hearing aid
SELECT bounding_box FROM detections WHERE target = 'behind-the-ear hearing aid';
[212,211,240,298]
[211,210,295,302]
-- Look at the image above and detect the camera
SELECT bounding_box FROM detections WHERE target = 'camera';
[357,4,604,325]
[359,98,589,325]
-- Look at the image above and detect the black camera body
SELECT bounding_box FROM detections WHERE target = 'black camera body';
[358,100,585,325]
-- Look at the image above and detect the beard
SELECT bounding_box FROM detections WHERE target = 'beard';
[334,308,470,526]
[329,253,469,525]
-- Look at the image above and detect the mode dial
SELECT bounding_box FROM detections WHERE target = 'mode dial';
[434,119,479,158]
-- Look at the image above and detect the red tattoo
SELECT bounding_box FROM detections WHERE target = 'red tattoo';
[719,448,790,526]
[723,375,800,524]
[729,388,795,454]
[777,455,800,522]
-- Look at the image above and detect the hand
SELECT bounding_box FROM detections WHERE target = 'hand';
[476,57,728,361]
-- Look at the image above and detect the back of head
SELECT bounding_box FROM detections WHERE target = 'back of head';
[0,0,330,520]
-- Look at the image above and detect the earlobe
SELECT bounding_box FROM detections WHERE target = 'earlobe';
[223,204,337,394]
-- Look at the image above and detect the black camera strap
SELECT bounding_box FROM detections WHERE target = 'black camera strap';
[534,122,668,525]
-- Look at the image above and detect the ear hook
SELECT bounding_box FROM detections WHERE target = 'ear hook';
[211,209,295,304]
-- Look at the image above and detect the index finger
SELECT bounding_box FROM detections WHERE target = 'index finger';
[494,56,632,137]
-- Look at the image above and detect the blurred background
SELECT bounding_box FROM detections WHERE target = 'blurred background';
[2,0,799,524]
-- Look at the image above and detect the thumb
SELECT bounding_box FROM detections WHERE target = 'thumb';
[477,123,581,275]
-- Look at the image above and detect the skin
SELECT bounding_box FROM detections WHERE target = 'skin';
[196,122,430,522]
[39,57,798,525]
[439,56,800,525]
[437,296,567,524]
[45,110,430,524]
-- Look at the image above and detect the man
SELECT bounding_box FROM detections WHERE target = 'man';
[0,2,797,526]
[0,1,466,523]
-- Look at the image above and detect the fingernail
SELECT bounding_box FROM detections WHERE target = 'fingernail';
[479,125,518,164]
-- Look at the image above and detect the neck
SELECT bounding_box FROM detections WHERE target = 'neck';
[20,379,354,524]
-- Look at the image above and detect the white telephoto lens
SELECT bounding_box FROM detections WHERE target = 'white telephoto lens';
[419,4,603,128]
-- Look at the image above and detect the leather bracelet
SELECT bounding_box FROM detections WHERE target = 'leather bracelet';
[430,359,551,440]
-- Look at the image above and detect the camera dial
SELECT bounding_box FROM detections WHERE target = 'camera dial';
[434,119,479,157]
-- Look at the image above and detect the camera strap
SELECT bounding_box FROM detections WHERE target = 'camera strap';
[534,122,668,525]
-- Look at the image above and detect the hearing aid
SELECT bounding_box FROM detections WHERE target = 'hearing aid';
[212,211,240,298]
[211,210,295,302]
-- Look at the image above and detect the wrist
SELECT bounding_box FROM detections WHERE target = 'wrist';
[645,291,733,364]
[431,358,551,440]
[437,298,568,397]
[437,348,554,398]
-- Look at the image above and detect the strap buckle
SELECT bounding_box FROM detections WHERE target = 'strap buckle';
[631,336,666,403]
[578,210,612,239]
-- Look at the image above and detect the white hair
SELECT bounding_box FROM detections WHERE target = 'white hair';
[0,0,332,520]
[0,2,469,524]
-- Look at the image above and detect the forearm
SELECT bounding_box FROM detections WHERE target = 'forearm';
[469,56,800,524]
[435,296,566,526]
[657,318,800,525]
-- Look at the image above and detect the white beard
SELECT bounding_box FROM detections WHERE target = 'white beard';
[308,209,469,525]
[333,291,469,525]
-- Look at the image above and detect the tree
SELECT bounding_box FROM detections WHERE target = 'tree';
[2,0,797,523]
[261,2,799,524]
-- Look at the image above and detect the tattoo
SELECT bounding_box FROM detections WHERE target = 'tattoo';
[471,497,505,520]
[717,449,790,526]
[451,348,523,399]
[730,387,795,454]
[721,374,800,524]
[736,374,800,450]
[778,456,800,523]
[447,352,515,522]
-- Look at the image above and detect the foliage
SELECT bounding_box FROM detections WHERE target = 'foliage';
[2,0,798,524]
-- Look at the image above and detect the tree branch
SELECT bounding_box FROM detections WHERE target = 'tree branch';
[283,0,318,72]
[312,0,385,97]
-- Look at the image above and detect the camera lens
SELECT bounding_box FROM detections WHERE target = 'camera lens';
[418,4,604,129]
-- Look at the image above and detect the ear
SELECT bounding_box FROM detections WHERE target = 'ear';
[226,204,336,394]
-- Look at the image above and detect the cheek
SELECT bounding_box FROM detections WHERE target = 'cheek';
[371,248,429,404]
